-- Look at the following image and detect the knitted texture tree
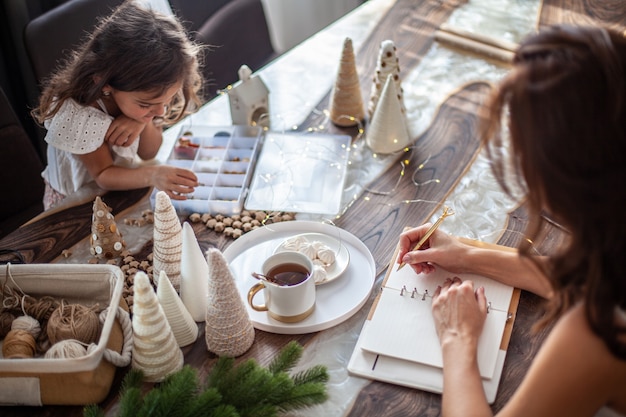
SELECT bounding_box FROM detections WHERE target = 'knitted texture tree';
[205,247,255,357]
[152,191,183,291]
[329,37,364,127]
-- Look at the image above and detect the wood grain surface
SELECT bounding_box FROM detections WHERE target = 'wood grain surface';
[0,0,623,416]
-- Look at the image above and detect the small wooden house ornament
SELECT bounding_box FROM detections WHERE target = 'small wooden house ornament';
[227,64,270,127]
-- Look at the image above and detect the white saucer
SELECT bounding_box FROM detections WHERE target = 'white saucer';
[273,232,350,284]
[223,221,376,335]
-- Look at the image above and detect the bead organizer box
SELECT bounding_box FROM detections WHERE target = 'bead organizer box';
[156,125,353,217]
[156,125,264,215]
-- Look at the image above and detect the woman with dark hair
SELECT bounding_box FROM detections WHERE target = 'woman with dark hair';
[397,25,626,417]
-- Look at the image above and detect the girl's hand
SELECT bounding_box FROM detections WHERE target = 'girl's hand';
[397,224,468,275]
[432,277,487,348]
[153,166,198,200]
[106,114,146,147]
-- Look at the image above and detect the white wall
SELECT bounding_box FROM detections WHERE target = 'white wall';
[261,0,365,53]
[141,0,364,55]
[136,0,173,15]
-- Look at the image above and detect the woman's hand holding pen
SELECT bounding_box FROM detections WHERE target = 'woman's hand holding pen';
[400,225,488,363]
[396,224,470,275]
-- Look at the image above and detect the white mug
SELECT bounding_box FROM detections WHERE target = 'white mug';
[247,251,315,323]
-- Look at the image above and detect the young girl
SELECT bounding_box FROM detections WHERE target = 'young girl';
[32,1,203,210]
[397,25,626,417]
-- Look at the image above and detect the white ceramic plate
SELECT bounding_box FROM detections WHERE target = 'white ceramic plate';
[223,221,376,334]
[273,232,350,284]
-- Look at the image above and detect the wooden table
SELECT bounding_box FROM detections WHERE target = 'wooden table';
[1,0,623,415]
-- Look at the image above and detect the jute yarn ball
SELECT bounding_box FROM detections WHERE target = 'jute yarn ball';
[46,303,101,345]
[2,329,37,359]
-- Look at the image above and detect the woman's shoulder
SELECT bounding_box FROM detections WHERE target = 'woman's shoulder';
[44,98,113,154]
[559,304,626,413]
[559,304,626,360]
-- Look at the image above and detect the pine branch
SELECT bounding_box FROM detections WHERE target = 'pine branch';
[206,356,236,387]
[84,342,329,417]
[276,382,329,412]
[82,404,104,417]
[138,366,199,417]
[292,365,330,386]
[268,341,302,375]
[117,387,144,417]
[238,403,278,417]
[117,369,145,417]
[186,389,235,417]
[120,369,144,391]
[208,360,268,408]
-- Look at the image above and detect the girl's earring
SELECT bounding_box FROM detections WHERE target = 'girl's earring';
[102,90,111,97]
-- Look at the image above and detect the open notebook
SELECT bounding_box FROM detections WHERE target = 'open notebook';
[348,238,520,404]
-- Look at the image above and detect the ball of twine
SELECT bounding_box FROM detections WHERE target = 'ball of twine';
[24,295,61,322]
[2,329,37,359]
[11,315,41,339]
[44,339,88,359]
[46,303,101,345]
[0,311,16,338]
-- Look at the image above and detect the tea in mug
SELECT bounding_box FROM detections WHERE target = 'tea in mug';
[267,263,310,286]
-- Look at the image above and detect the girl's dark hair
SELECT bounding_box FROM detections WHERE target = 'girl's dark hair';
[482,25,626,360]
[33,0,203,126]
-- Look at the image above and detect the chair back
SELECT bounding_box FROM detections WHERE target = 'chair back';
[24,0,124,84]
[176,0,278,98]
[0,87,45,238]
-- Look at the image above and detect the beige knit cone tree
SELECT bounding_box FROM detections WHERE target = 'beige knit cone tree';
[152,191,183,291]
[329,37,365,127]
[366,74,411,154]
[90,196,126,259]
[205,247,255,357]
[132,271,184,382]
[368,39,406,119]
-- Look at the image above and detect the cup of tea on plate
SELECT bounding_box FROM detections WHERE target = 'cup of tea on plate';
[247,252,315,323]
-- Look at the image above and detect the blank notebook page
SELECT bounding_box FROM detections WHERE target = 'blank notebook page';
[358,266,513,379]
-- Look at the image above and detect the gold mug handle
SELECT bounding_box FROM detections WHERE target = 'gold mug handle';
[247,282,268,312]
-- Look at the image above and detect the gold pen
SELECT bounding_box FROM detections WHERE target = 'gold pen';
[396,206,454,271]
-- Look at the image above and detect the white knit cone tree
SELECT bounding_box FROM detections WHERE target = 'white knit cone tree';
[329,37,365,127]
[152,191,183,291]
[368,39,406,119]
[131,271,184,382]
[366,74,411,154]
[205,247,255,357]
[156,270,199,347]
[180,222,209,322]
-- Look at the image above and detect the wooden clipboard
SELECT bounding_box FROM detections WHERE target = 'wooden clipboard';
[348,233,521,404]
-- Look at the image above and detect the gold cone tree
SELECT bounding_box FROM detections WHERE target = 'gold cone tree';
[329,37,365,127]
